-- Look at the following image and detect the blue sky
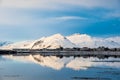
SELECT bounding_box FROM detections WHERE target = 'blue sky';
[0,0,120,41]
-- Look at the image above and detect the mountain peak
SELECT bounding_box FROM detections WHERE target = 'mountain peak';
[69,33,81,36]
[50,33,64,39]
[69,33,90,37]
[67,33,94,48]
[67,33,92,39]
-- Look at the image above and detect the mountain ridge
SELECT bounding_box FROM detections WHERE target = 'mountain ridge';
[0,41,12,47]
[0,33,120,50]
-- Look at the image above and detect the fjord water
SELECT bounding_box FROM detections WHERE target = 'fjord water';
[0,54,120,80]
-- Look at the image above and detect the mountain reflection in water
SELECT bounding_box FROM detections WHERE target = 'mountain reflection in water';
[0,54,120,80]
[1,54,120,70]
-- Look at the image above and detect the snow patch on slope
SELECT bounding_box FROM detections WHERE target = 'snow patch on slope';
[0,41,12,47]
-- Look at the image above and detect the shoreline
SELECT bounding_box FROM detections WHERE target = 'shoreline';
[0,50,120,58]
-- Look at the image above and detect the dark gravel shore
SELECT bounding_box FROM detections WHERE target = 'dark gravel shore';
[0,50,120,58]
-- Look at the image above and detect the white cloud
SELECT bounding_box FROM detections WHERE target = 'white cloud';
[0,0,119,26]
[0,0,119,10]
[0,0,61,10]
[0,10,31,25]
[60,0,120,9]
[53,16,87,21]
[0,9,87,26]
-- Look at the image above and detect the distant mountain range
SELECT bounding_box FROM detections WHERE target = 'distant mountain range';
[0,33,120,50]
[0,41,12,47]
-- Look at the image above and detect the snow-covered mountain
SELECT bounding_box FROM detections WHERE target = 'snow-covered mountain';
[0,33,120,50]
[67,34,95,48]
[67,34,120,48]
[0,34,76,50]
[0,40,33,50]
[93,37,120,48]
[0,41,12,47]
[31,34,76,49]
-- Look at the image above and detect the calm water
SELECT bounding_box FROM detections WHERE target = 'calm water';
[0,54,120,80]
